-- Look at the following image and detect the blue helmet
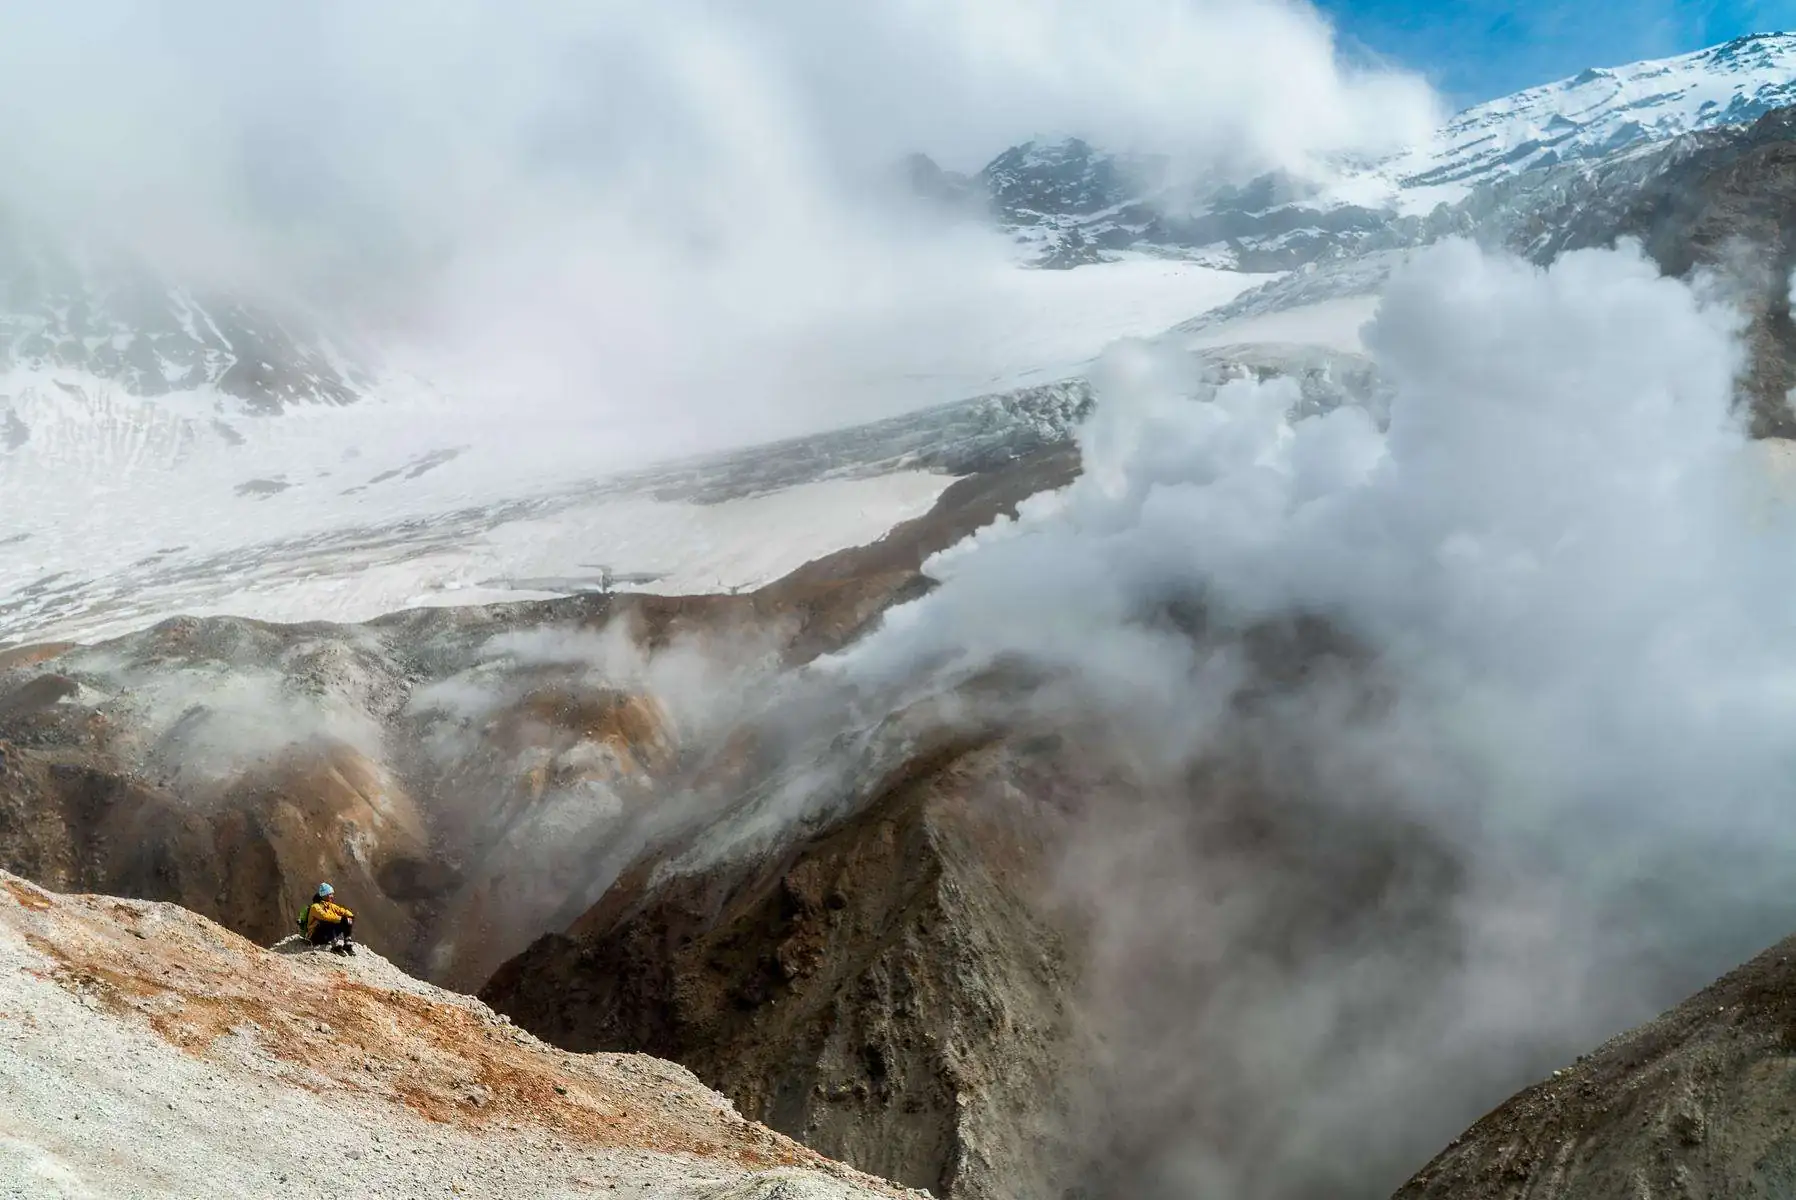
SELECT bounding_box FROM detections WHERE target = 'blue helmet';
[316,882,334,898]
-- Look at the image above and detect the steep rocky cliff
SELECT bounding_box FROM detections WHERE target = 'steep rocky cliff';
[483,733,1094,1200]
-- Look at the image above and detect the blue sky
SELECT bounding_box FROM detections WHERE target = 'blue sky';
[1313,0,1796,106]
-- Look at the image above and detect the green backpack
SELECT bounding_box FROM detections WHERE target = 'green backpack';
[295,905,310,934]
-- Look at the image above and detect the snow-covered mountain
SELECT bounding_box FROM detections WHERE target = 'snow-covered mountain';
[912,138,1402,271]
[10,31,1796,647]
[933,32,1796,270]
[0,211,371,414]
[1385,31,1796,194]
[0,203,409,509]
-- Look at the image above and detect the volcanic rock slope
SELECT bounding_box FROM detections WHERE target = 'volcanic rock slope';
[475,607,1480,1200]
[2,435,1475,1200]
[0,450,1077,997]
[476,129,1796,1200]
[0,870,912,1200]
[476,95,1796,1200]
[1392,929,1796,1200]
[481,708,1099,1200]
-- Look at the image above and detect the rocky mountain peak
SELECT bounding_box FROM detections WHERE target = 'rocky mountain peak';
[977,136,1144,222]
[1395,922,1796,1199]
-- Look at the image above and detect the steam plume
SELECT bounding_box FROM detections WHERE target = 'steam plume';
[830,239,1796,1195]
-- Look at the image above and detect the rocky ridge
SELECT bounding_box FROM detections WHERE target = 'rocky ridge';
[1395,926,1796,1199]
[0,869,910,1199]
[481,723,1097,1200]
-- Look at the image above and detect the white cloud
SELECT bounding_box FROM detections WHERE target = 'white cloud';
[0,0,1436,461]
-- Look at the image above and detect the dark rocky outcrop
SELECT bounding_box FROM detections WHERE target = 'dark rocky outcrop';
[1395,929,1796,1200]
[483,735,1090,1200]
[0,734,432,954]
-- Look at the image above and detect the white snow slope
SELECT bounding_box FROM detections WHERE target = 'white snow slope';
[10,32,1796,646]
[0,367,958,645]
[0,257,1263,647]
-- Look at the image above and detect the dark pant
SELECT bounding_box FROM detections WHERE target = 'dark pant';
[308,917,353,947]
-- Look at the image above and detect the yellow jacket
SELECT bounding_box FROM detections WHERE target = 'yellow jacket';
[305,899,354,936]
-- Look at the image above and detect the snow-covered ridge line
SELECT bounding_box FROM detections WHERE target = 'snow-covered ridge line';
[960,32,1796,267]
[1381,31,1796,194]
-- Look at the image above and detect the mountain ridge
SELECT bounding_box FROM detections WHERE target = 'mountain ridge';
[922,31,1796,270]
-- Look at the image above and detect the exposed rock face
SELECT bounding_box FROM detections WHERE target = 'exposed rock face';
[483,733,1093,1200]
[478,611,1502,1200]
[0,870,909,1199]
[980,138,1140,221]
[1394,929,1796,1200]
[0,733,432,955]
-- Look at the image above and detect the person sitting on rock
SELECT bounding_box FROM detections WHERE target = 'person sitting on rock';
[303,883,356,956]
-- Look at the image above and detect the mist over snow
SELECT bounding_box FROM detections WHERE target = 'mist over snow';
[0,0,1434,459]
[823,238,1796,1195]
[0,0,1447,643]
